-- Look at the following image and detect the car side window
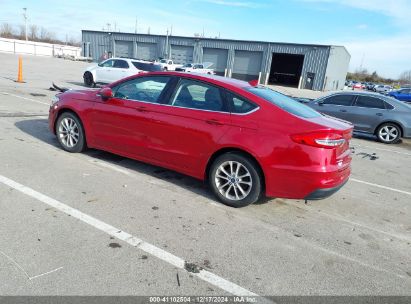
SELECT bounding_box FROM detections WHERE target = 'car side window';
[101,59,114,67]
[384,102,394,110]
[170,79,227,112]
[113,76,170,103]
[355,96,385,109]
[322,95,354,106]
[113,60,129,69]
[225,91,258,114]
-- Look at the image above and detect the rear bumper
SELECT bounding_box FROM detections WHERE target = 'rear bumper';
[304,179,348,200]
[265,165,351,200]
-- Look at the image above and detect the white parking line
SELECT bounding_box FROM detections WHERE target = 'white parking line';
[351,178,411,197]
[0,174,258,297]
[0,92,50,106]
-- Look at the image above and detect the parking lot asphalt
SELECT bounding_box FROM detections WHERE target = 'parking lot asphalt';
[0,53,410,296]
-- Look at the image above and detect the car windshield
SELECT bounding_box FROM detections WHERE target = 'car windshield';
[160,59,167,63]
[132,62,163,71]
[182,63,193,67]
[246,86,321,118]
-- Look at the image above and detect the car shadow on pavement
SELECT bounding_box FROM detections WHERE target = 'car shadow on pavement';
[353,132,403,144]
[14,118,223,203]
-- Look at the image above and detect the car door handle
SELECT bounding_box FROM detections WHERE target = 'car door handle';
[205,119,223,126]
[136,106,148,112]
[376,113,383,116]
[339,109,347,112]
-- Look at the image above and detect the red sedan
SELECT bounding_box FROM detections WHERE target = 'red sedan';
[49,72,353,207]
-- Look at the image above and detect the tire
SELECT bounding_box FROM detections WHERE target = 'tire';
[83,71,95,87]
[163,67,168,71]
[376,123,401,144]
[209,153,262,207]
[56,112,86,153]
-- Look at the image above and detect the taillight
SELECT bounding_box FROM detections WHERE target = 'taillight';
[291,131,346,149]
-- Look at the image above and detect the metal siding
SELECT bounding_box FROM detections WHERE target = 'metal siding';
[170,45,194,64]
[202,48,228,73]
[82,30,341,90]
[136,42,157,61]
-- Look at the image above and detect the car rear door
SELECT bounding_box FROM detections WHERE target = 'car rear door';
[313,94,355,121]
[349,95,388,132]
[144,77,232,177]
[89,76,172,157]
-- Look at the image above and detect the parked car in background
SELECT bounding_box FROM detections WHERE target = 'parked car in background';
[306,91,411,144]
[352,82,364,89]
[158,59,183,71]
[366,83,376,90]
[175,62,215,74]
[83,58,162,86]
[373,85,392,93]
[388,88,411,103]
[49,72,353,207]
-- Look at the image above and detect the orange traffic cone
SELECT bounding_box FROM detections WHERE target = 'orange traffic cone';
[16,56,24,83]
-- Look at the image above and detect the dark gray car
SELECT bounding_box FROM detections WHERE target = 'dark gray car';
[307,91,411,144]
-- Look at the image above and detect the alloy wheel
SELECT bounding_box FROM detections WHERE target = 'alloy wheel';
[379,125,398,142]
[215,161,252,201]
[58,117,79,148]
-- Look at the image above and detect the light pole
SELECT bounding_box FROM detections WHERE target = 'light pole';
[22,7,28,41]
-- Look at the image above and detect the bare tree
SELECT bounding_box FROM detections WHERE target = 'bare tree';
[0,23,15,38]
[17,24,25,40]
[29,24,38,40]
[399,70,411,84]
[39,27,56,43]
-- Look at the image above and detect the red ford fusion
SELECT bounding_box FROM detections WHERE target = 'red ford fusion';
[49,72,353,207]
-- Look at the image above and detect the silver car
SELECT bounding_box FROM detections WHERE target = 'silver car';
[307,91,411,144]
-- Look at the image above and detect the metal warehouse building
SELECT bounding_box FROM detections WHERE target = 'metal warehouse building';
[82,30,350,91]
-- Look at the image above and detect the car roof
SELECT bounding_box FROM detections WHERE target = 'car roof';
[109,71,253,90]
[318,90,411,110]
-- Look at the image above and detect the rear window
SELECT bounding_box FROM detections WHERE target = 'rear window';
[132,62,163,72]
[246,87,321,118]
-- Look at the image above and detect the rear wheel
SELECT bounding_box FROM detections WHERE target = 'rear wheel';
[209,153,262,207]
[56,112,86,153]
[83,71,95,87]
[376,123,401,144]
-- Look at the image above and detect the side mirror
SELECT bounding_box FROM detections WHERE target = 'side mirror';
[99,87,113,100]
[98,63,103,67]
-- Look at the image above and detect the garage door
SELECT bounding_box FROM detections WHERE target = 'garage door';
[233,51,263,81]
[115,41,133,58]
[202,48,228,75]
[170,45,193,64]
[136,42,157,61]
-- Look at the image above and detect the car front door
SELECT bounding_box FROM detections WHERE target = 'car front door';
[399,89,411,102]
[144,78,232,177]
[349,95,388,132]
[96,59,115,83]
[109,59,131,82]
[89,76,172,157]
[313,94,355,121]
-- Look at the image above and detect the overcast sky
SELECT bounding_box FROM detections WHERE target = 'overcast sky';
[1,0,410,78]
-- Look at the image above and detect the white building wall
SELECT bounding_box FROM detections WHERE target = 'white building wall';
[323,46,351,91]
[0,37,81,58]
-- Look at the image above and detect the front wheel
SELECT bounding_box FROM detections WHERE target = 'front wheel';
[209,153,262,207]
[56,112,86,153]
[377,123,401,144]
